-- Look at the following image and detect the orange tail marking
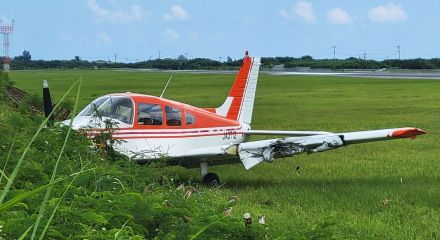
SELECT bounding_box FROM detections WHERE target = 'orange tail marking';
[226,55,252,120]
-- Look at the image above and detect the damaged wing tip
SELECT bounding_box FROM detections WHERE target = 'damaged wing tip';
[389,128,427,139]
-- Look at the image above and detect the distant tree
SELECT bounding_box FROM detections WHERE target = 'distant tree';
[74,56,81,61]
[227,56,233,62]
[300,55,313,61]
[346,57,358,61]
[13,50,32,62]
[22,50,31,62]
[177,54,186,61]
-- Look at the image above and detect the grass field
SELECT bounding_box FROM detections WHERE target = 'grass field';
[10,69,440,238]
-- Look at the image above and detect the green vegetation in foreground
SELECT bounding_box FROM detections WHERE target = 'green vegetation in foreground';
[0,73,265,239]
[7,69,440,239]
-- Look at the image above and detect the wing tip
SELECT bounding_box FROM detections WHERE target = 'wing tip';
[389,128,427,139]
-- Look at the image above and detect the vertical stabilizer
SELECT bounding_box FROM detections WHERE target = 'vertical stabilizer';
[215,51,261,125]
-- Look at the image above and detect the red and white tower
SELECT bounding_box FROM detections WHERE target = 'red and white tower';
[0,19,14,73]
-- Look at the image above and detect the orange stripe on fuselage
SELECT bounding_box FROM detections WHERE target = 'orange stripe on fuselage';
[226,56,252,121]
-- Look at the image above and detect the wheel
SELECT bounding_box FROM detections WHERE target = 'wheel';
[135,159,148,165]
[203,173,220,186]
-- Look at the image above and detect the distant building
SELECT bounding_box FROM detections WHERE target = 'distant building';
[271,64,284,71]
[294,67,311,72]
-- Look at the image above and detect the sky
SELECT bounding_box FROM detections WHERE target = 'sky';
[1,0,440,61]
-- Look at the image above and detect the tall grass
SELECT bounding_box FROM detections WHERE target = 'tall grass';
[189,215,228,240]
[31,78,82,239]
[0,178,64,213]
[0,79,80,204]
[39,165,92,240]
[0,132,17,185]
[0,171,87,213]
[0,77,82,238]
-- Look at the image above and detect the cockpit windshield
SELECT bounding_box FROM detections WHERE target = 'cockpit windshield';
[79,96,134,124]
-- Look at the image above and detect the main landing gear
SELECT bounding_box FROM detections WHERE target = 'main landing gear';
[200,162,220,186]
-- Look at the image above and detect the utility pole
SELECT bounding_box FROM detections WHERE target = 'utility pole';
[114,54,117,62]
[218,56,222,62]
[184,52,188,60]
[158,51,161,60]
[397,45,401,60]
[332,45,336,60]
[363,53,366,60]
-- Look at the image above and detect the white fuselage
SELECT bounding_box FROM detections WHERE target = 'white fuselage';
[68,116,250,160]
[112,124,249,160]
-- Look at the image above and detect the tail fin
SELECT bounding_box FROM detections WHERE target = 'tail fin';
[216,51,261,124]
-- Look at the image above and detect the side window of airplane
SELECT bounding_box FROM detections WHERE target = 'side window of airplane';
[185,112,195,125]
[165,106,182,126]
[138,103,163,125]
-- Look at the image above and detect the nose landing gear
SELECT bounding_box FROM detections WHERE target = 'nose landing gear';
[200,161,220,186]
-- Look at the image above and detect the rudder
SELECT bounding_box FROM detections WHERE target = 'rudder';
[216,51,261,125]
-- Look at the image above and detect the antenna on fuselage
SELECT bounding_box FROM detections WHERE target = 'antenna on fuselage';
[159,75,173,98]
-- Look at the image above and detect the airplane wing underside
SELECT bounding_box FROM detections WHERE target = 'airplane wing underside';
[167,127,425,170]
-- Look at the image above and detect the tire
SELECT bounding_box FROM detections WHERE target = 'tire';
[203,173,220,186]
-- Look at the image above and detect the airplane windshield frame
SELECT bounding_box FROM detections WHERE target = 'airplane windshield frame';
[78,96,134,124]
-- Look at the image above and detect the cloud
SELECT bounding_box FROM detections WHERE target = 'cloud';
[163,5,188,21]
[279,1,316,23]
[96,32,112,45]
[164,28,179,40]
[368,3,407,23]
[327,8,352,24]
[87,0,147,24]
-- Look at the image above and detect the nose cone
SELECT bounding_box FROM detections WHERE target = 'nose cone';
[390,128,427,139]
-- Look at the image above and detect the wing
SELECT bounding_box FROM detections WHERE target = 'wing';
[244,130,333,136]
[238,127,426,170]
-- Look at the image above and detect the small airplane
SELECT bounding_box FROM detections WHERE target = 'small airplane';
[44,51,426,185]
